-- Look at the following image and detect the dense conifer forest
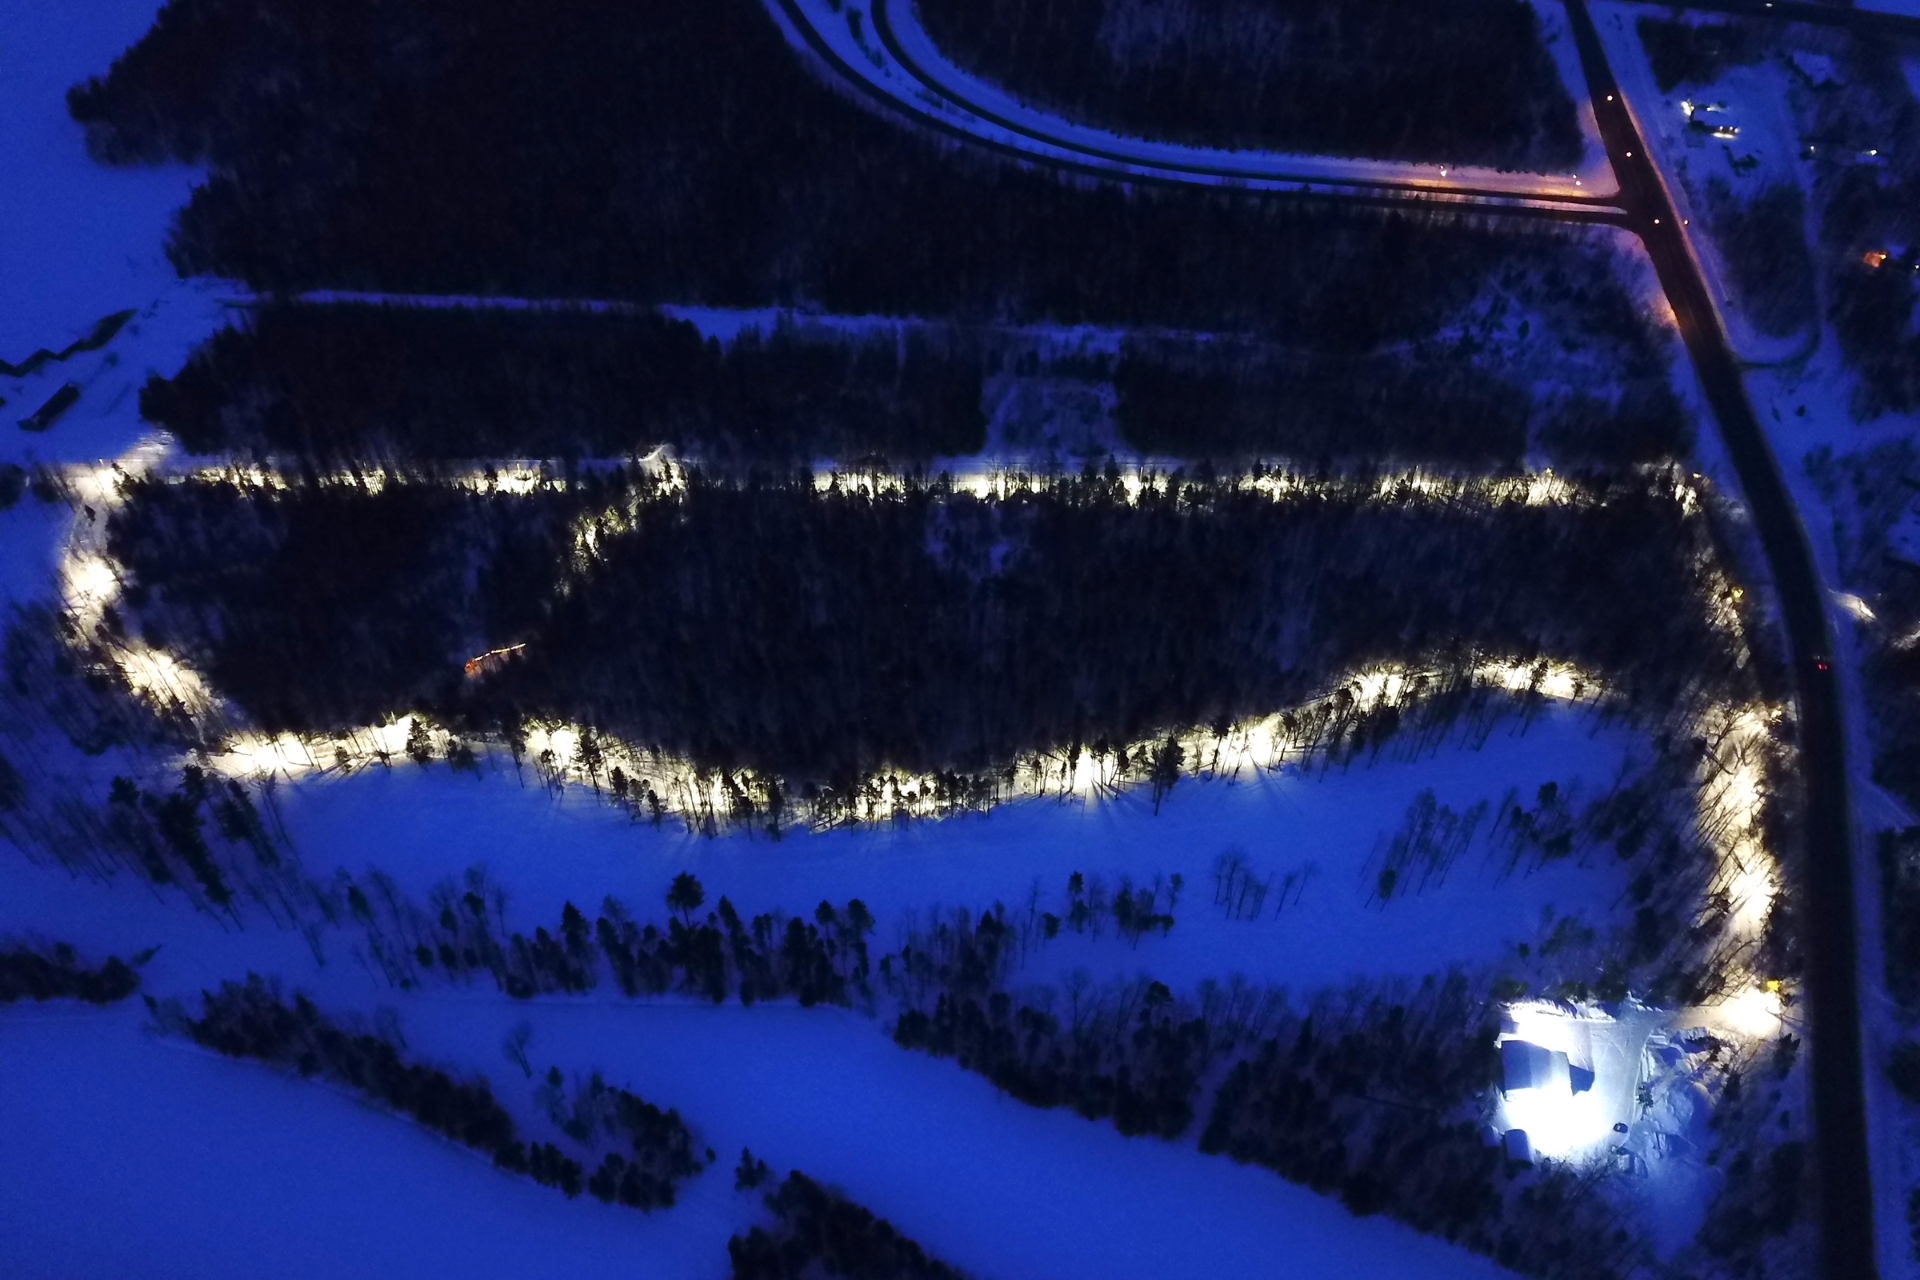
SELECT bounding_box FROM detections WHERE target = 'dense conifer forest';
[912,0,1583,170]
[729,1171,970,1280]
[71,0,1576,341]
[0,944,140,1005]
[102,469,1740,777]
[138,282,1686,469]
[141,305,987,464]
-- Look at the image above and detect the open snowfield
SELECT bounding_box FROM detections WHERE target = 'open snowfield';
[0,0,227,473]
[266,714,1638,992]
[0,999,1523,1280]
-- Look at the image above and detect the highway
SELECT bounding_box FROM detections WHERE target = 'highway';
[1561,5,1876,1276]
[769,0,1885,1272]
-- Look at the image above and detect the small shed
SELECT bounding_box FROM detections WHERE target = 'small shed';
[1504,1129,1534,1167]
[1500,1039,1572,1095]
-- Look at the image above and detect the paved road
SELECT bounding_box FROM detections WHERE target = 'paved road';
[776,0,1882,1270]
[1563,5,1872,1275]
[866,0,1617,209]
[771,0,1627,223]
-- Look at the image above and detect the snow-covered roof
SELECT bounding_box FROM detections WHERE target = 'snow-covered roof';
[1500,1039,1573,1095]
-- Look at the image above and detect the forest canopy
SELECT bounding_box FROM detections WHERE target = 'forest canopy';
[73,0,1572,342]
[104,470,1736,778]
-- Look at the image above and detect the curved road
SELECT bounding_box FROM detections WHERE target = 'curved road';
[777,0,1880,1273]
[772,0,1627,223]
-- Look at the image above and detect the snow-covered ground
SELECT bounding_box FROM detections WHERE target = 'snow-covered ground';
[0,0,227,474]
[769,0,1616,207]
[269,713,1639,992]
[0,1000,1525,1280]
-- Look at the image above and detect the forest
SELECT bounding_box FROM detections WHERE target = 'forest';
[71,0,1577,342]
[729,1171,969,1280]
[138,281,1687,470]
[169,977,708,1209]
[141,304,986,464]
[1634,19,1762,95]
[911,0,1582,170]
[1114,326,1686,468]
[1699,180,1816,341]
[0,943,140,1005]
[101,468,1741,778]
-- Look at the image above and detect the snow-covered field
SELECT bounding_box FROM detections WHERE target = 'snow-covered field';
[0,0,226,474]
[265,717,1637,992]
[0,1000,1526,1280]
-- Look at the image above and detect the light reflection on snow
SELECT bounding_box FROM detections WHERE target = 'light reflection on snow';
[53,445,1778,945]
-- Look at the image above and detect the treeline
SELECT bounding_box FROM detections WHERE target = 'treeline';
[341,862,874,1009]
[883,940,1641,1280]
[913,0,1581,170]
[1115,331,1686,468]
[1635,19,1763,94]
[0,943,140,1005]
[1797,37,1920,416]
[730,1171,970,1280]
[101,765,277,912]
[71,0,1574,344]
[1701,181,1815,340]
[142,304,985,464]
[171,977,706,1208]
[1876,827,1920,1009]
[137,286,1686,470]
[107,470,1735,779]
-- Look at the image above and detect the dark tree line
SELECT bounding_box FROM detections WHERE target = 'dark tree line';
[104,472,593,730]
[0,943,140,1005]
[1115,320,1686,469]
[141,303,986,464]
[170,977,705,1208]
[102,765,279,912]
[71,0,1588,346]
[1635,19,1764,95]
[881,938,1642,1280]
[729,1171,970,1280]
[1876,827,1920,1010]
[1795,35,1920,416]
[136,283,1684,470]
[551,1070,709,1210]
[1701,181,1816,341]
[891,921,1203,1137]
[106,468,1737,780]
[915,0,1582,170]
[337,860,875,1011]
